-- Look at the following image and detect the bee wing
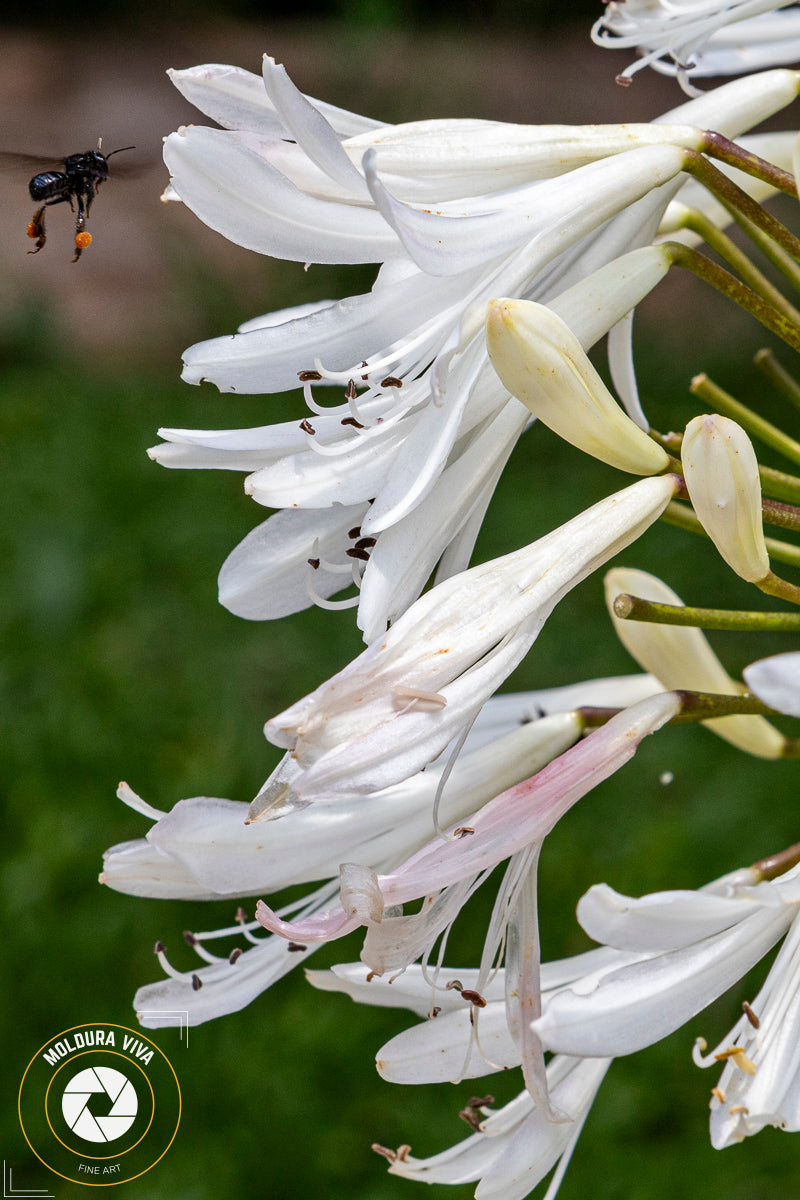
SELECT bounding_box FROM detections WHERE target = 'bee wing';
[0,151,66,177]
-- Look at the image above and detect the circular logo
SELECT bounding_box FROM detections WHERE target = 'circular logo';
[18,1023,180,1186]
[61,1066,138,1143]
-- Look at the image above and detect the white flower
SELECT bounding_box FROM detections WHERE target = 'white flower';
[103,688,610,1027]
[695,907,800,1145]
[260,475,677,807]
[533,860,800,1057]
[593,1,800,93]
[154,61,800,642]
[744,651,800,716]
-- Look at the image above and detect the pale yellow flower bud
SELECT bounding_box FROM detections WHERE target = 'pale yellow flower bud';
[605,567,784,759]
[682,414,769,583]
[485,299,670,475]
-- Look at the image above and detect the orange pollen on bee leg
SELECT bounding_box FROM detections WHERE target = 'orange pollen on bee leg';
[26,222,39,239]
[75,232,92,249]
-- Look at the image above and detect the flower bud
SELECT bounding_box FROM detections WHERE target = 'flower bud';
[681,414,769,582]
[486,299,670,475]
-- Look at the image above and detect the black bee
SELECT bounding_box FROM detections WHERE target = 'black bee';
[2,141,135,262]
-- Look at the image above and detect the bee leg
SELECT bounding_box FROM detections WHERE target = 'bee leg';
[26,206,46,254]
[72,202,91,264]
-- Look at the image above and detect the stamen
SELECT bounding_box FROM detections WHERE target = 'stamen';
[228,948,242,964]
[287,942,308,953]
[711,1087,727,1103]
[743,1001,760,1029]
[304,572,360,611]
[298,369,322,382]
[371,1144,397,1164]
[729,1105,750,1116]
[299,418,315,435]
[191,974,203,991]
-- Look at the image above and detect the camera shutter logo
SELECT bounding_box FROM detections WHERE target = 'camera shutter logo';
[61,1066,138,1144]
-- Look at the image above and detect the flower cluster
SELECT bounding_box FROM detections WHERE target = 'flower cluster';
[103,17,800,1199]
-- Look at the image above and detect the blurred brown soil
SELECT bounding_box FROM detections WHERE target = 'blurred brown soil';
[0,21,786,366]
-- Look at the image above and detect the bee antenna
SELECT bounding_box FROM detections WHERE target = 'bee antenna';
[106,146,136,159]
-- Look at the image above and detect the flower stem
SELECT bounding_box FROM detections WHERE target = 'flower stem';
[665,243,800,355]
[689,373,800,467]
[661,500,800,570]
[701,131,798,199]
[612,593,800,631]
[754,347,800,415]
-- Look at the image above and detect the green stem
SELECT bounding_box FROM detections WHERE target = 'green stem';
[754,347,800,416]
[758,569,800,605]
[701,131,798,199]
[689,372,800,467]
[612,593,800,631]
[665,243,800,355]
[685,151,800,270]
[680,208,800,325]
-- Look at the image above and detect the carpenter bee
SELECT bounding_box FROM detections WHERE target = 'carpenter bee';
[2,140,135,262]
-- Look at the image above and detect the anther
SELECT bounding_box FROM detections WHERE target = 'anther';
[460,989,487,1008]
[153,940,166,955]
[341,416,365,428]
[711,1087,727,1103]
[307,557,320,569]
[743,1001,760,1028]
[345,379,358,401]
[191,974,203,991]
[430,1006,441,1018]
[372,1145,397,1163]
[228,948,242,964]
[454,827,475,838]
[235,907,248,923]
[392,685,448,711]
[381,376,403,388]
[729,1105,750,1115]
[300,418,316,435]
[348,526,362,539]
[355,537,377,550]
[346,547,371,561]
[287,942,308,953]
[298,370,322,382]
[183,930,198,946]
[445,979,464,992]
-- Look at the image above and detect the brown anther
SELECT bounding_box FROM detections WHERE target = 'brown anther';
[346,547,371,561]
[287,942,308,953]
[459,1108,483,1131]
[348,526,362,539]
[371,1144,397,1163]
[360,360,369,379]
[341,416,365,428]
[460,989,487,1008]
[445,979,464,992]
[711,1087,727,1103]
[307,558,320,569]
[153,940,166,955]
[381,376,403,388]
[454,826,475,838]
[355,537,377,550]
[430,1006,441,1018]
[743,1001,761,1029]
[345,379,358,400]
[366,971,377,982]
[468,1095,494,1109]
[396,1145,411,1163]
[235,907,248,923]
[615,73,633,87]
[298,369,322,382]
[299,418,316,435]
[228,948,243,964]
[191,974,203,991]
[183,930,198,946]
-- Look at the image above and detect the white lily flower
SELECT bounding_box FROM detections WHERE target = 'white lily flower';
[383,1059,611,1200]
[534,860,800,1057]
[682,413,770,582]
[153,64,799,641]
[260,475,677,807]
[103,700,584,1026]
[744,651,800,716]
[593,1,800,93]
[255,692,680,950]
[695,909,800,1145]
[605,566,786,756]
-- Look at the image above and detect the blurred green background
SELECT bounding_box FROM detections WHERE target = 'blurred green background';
[2,8,800,1200]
